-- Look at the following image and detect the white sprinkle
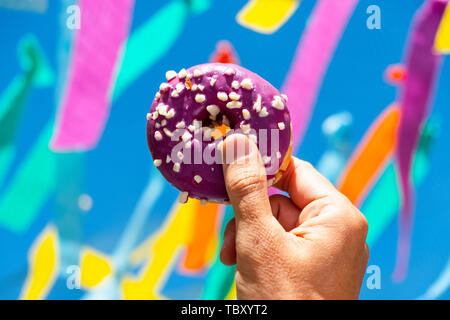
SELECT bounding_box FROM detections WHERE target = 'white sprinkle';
[278,122,285,130]
[166,70,177,81]
[263,156,271,164]
[207,105,220,120]
[166,155,171,163]
[276,151,281,159]
[163,128,173,137]
[171,90,179,98]
[227,101,242,109]
[155,92,161,99]
[157,103,168,116]
[210,76,217,87]
[178,191,188,203]
[195,94,206,103]
[198,84,205,91]
[177,151,184,161]
[178,68,187,79]
[161,119,167,126]
[192,84,198,91]
[259,107,268,117]
[155,122,161,129]
[188,124,196,132]
[153,159,162,167]
[159,83,170,92]
[166,109,175,119]
[182,131,192,142]
[240,124,251,134]
[194,175,203,183]
[231,80,240,89]
[154,131,163,141]
[242,109,251,120]
[229,92,240,101]
[272,96,285,110]
[176,121,186,129]
[217,91,228,101]
[241,78,253,90]
[281,94,288,102]
[193,69,203,77]
[225,68,235,76]
[146,113,151,120]
[176,82,185,93]
[253,95,262,113]
[185,141,192,149]
[173,162,181,172]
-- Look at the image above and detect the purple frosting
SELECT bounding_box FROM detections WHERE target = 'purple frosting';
[147,63,292,202]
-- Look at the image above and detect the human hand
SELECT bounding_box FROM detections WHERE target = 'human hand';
[220,134,369,300]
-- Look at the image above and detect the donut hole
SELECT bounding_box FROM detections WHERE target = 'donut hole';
[198,113,233,141]
[211,123,231,140]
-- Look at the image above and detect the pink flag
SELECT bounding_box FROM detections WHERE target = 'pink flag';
[282,0,358,152]
[268,0,357,197]
[393,0,447,282]
[51,0,134,151]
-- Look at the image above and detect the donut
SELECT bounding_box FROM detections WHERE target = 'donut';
[146,63,292,204]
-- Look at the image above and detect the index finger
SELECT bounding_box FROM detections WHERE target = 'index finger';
[274,157,340,210]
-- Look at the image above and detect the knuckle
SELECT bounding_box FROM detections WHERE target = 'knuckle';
[333,195,368,236]
[329,195,352,216]
[349,208,369,236]
[226,171,265,197]
[333,195,351,212]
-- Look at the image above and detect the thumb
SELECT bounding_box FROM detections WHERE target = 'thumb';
[222,134,278,235]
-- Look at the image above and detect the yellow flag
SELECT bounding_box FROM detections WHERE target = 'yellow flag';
[435,3,450,54]
[121,198,197,299]
[20,226,59,300]
[237,0,300,34]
